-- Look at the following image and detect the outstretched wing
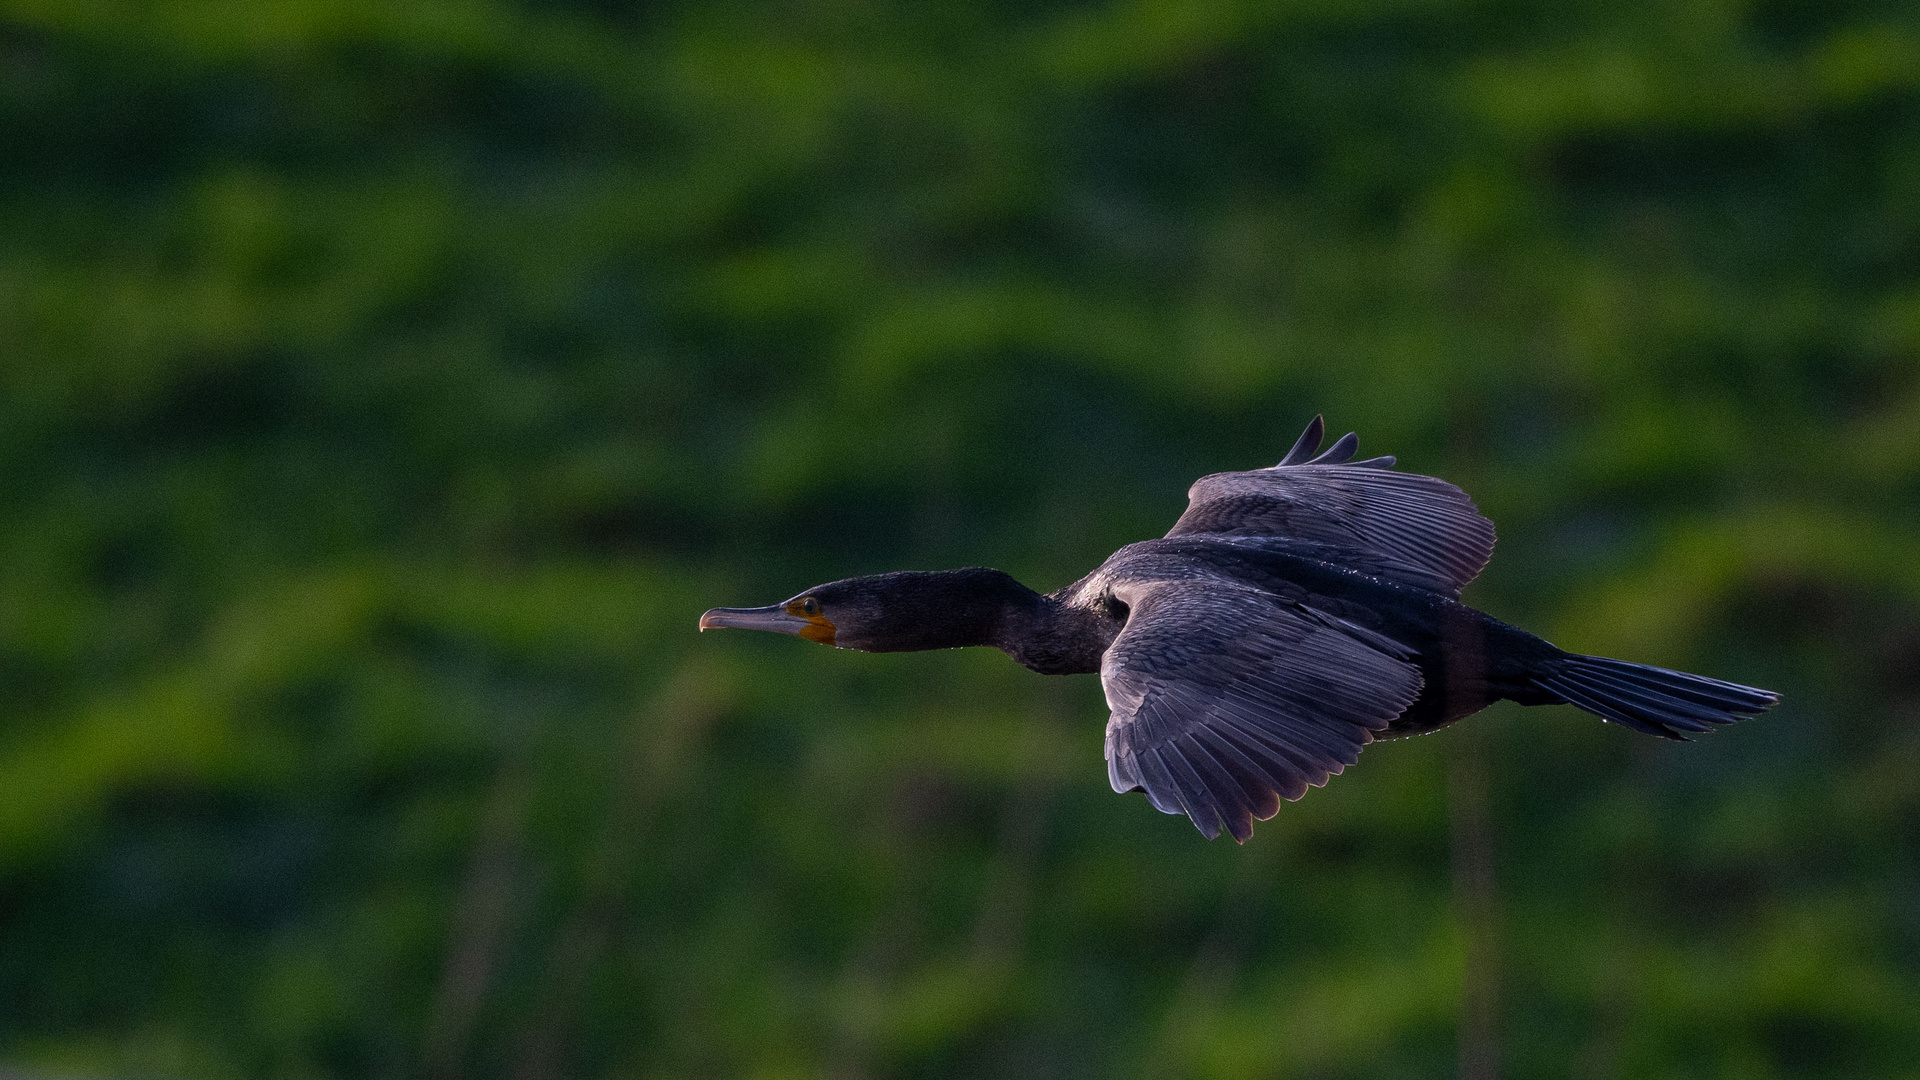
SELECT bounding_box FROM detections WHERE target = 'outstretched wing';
[1102,576,1424,842]
[1167,415,1496,595]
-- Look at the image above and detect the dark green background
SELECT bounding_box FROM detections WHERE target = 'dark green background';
[3,1,1918,1077]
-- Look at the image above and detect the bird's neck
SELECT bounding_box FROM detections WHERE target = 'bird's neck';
[845,569,1118,674]
[994,590,1118,676]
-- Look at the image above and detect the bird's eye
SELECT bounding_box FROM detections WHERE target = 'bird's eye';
[801,598,820,616]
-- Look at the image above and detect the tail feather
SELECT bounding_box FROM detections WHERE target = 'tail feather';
[1559,668,1737,728]
[1534,654,1779,741]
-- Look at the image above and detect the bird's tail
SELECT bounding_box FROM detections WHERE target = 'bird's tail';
[1531,653,1779,740]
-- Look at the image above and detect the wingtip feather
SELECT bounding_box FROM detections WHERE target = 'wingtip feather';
[1309,431,1360,465]
[1276,415,1326,467]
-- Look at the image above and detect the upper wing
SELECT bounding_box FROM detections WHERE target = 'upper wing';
[1102,576,1425,842]
[1166,415,1496,595]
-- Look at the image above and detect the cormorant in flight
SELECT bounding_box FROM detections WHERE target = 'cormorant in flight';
[700,417,1777,841]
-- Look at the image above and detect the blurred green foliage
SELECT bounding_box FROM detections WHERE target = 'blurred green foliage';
[3,0,1920,1077]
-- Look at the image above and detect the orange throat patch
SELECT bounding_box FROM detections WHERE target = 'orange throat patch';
[782,600,837,645]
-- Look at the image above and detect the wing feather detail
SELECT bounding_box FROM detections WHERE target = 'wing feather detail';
[1101,578,1425,841]
[1166,416,1495,595]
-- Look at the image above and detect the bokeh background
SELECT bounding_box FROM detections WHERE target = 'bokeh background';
[4,0,1920,1077]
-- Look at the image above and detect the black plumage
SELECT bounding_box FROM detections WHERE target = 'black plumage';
[700,416,1779,842]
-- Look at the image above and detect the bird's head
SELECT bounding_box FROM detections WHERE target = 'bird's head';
[699,569,1038,653]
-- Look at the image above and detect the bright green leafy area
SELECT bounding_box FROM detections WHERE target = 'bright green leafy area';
[2,0,1918,1076]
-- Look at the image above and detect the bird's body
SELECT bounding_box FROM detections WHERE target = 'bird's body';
[1035,535,1560,732]
[702,417,1778,841]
